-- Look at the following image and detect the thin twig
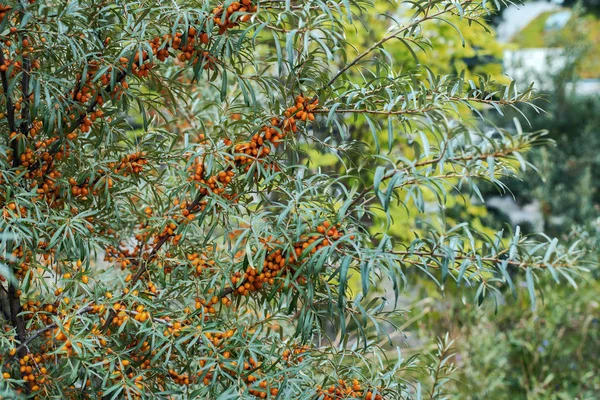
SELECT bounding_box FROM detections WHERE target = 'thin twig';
[324,7,451,88]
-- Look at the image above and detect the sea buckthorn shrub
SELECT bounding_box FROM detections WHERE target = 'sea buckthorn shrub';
[0,0,587,399]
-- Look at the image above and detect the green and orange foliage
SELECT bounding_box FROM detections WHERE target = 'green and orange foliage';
[0,0,589,399]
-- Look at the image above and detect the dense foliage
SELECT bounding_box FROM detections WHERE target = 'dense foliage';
[0,0,590,399]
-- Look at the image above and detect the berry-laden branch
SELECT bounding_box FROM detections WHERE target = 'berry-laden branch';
[19,34,31,140]
[26,3,256,202]
[0,1,265,390]
[0,4,33,372]
[101,94,319,331]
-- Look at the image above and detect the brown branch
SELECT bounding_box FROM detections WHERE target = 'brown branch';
[19,36,31,137]
[7,283,28,360]
[12,304,94,356]
[0,284,11,321]
[0,48,18,167]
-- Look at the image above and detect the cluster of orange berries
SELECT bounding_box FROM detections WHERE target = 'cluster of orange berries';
[112,151,148,176]
[282,345,310,363]
[124,339,153,371]
[287,94,318,122]
[187,252,215,276]
[194,292,233,316]
[146,280,158,295]
[230,220,341,296]
[6,354,50,393]
[27,120,43,138]
[157,221,183,246]
[11,136,64,204]
[317,379,385,400]
[0,4,11,22]
[238,355,280,398]
[247,380,280,398]
[189,161,235,196]
[130,304,151,323]
[233,131,272,169]
[66,151,146,199]
[70,60,102,105]
[68,177,93,199]
[213,0,257,34]
[16,146,35,168]
[168,369,192,386]
[110,302,130,327]
[295,220,344,257]
[21,300,59,326]
[78,109,104,134]
[234,95,318,171]
[1,201,27,218]
[202,328,236,347]
[105,245,136,270]
[118,50,155,79]
[3,246,29,280]
[151,28,206,63]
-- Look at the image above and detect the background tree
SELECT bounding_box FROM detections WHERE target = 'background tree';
[0,0,589,399]
[403,7,600,399]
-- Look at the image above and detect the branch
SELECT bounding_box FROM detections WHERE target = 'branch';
[0,48,18,167]
[313,97,520,117]
[324,7,451,88]
[313,106,437,116]
[13,304,94,356]
[347,146,522,210]
[7,283,28,360]
[392,250,576,270]
[19,35,31,137]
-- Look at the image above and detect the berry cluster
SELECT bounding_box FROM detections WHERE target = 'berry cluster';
[317,379,385,400]
[1,201,27,219]
[213,0,257,34]
[6,354,49,393]
[1,0,259,210]
[231,220,342,296]
[112,152,149,176]
[134,95,319,268]
[282,344,310,363]
[0,4,11,22]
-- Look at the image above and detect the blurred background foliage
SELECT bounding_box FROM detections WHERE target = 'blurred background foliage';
[308,1,600,397]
